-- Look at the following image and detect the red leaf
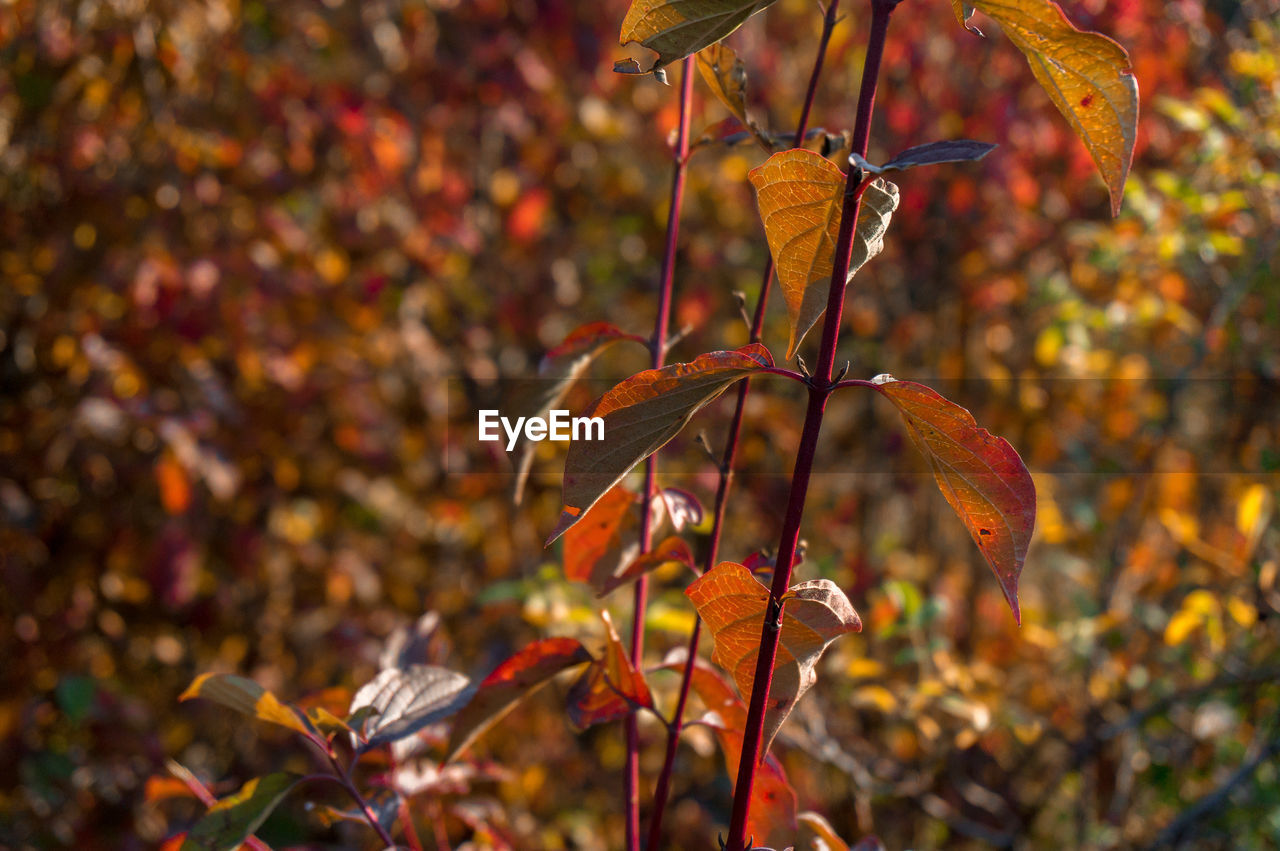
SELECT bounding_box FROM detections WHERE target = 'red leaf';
[566,611,655,729]
[563,484,638,586]
[597,535,695,598]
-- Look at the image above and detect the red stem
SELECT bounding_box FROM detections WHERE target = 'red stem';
[644,6,843,849]
[723,3,897,849]
[626,54,695,851]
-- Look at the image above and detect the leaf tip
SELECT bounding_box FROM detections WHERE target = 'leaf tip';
[546,507,581,546]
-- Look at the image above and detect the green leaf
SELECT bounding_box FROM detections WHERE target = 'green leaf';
[748,150,898,359]
[620,0,781,72]
[180,673,316,739]
[954,0,1138,216]
[181,773,300,851]
[546,344,775,543]
[871,376,1036,623]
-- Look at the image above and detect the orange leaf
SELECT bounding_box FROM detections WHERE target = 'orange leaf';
[597,535,694,597]
[156,454,191,515]
[748,151,898,359]
[564,484,638,587]
[685,562,861,755]
[566,611,654,729]
[873,377,1035,623]
[954,0,1138,215]
[547,344,775,543]
[445,637,590,762]
[179,673,316,739]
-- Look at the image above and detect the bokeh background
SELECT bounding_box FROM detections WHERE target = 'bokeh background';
[1,0,1278,848]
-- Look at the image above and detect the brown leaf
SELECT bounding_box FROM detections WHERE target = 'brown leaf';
[564,484,638,587]
[547,344,775,543]
[620,0,781,71]
[445,637,590,762]
[748,151,898,359]
[684,562,861,754]
[597,535,695,598]
[696,42,749,124]
[873,377,1035,623]
[566,611,655,729]
[954,0,1138,216]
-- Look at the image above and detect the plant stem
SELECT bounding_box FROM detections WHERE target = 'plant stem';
[723,2,897,848]
[323,753,399,849]
[626,53,695,851]
[644,6,843,848]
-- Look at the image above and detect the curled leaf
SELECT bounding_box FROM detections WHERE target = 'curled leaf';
[872,378,1035,623]
[954,0,1138,215]
[547,344,775,543]
[597,535,696,598]
[566,611,655,729]
[748,150,898,359]
[620,0,781,71]
[685,562,861,755]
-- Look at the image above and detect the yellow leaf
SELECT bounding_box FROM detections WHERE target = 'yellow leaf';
[1163,608,1200,646]
[697,42,749,124]
[955,0,1138,216]
[620,0,780,71]
[1237,483,1273,539]
[180,673,315,738]
[852,684,897,713]
[1226,597,1258,628]
[748,149,898,359]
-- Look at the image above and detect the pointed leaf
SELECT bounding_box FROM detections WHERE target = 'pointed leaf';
[872,377,1035,623]
[445,637,591,762]
[180,773,300,851]
[685,562,861,754]
[350,665,474,749]
[850,140,997,175]
[660,653,797,842]
[597,535,695,598]
[564,484,639,587]
[512,322,645,505]
[748,150,898,359]
[566,611,655,729]
[179,674,315,739]
[955,0,1138,215]
[620,0,781,71]
[547,344,775,543]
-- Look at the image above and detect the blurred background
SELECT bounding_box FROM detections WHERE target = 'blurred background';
[1,0,1277,848]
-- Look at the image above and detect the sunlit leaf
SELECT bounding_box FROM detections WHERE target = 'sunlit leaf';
[597,535,695,598]
[798,811,850,851]
[445,637,591,762]
[349,665,474,750]
[953,0,1138,215]
[566,611,655,729]
[849,140,997,175]
[657,486,705,532]
[697,42,749,124]
[564,484,638,587]
[547,344,775,543]
[180,773,300,851]
[620,0,780,72]
[684,562,861,754]
[179,674,315,739]
[512,322,645,505]
[872,377,1035,623]
[660,652,797,842]
[748,150,898,359]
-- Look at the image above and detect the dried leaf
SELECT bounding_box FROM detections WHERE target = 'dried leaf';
[873,378,1035,623]
[697,42,749,124]
[684,562,861,754]
[179,674,315,739]
[180,773,300,851]
[349,665,474,749]
[954,0,1138,215]
[748,150,898,359]
[547,344,775,543]
[620,0,780,71]
[566,611,655,729]
[597,535,695,598]
[445,637,591,762]
[564,484,638,587]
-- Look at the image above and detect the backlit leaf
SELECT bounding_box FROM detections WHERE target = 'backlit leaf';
[547,344,775,543]
[180,773,300,851]
[179,673,315,739]
[873,378,1035,623]
[849,140,997,175]
[349,665,474,749]
[657,486,705,532]
[685,561,861,754]
[597,535,695,598]
[620,0,780,72]
[953,0,1138,216]
[564,484,638,587]
[566,610,655,729]
[512,322,645,505]
[798,811,850,851]
[445,637,591,762]
[748,150,898,359]
[697,42,749,124]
